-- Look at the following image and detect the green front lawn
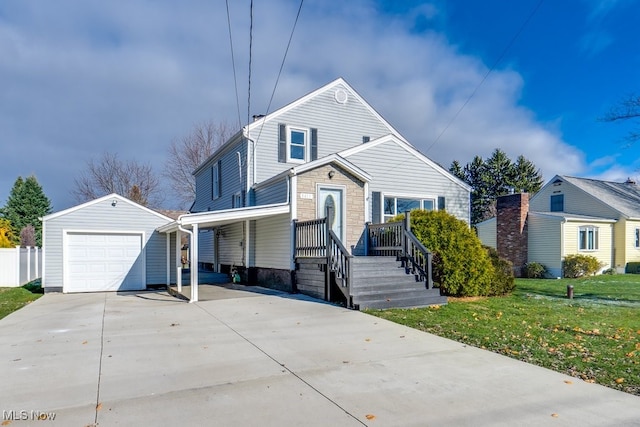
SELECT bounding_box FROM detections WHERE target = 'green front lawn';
[369,275,640,396]
[0,280,43,320]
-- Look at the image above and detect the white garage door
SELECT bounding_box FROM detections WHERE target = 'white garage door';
[65,232,144,293]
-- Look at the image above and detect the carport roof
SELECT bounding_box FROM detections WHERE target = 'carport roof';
[157,203,290,233]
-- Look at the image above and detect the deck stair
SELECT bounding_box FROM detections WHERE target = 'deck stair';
[350,256,446,309]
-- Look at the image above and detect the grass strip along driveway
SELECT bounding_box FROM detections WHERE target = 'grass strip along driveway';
[0,280,42,320]
[370,275,640,396]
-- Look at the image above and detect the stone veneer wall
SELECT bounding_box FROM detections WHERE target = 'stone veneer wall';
[496,193,529,277]
[296,164,365,252]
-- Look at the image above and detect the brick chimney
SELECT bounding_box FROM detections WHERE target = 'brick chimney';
[496,193,529,277]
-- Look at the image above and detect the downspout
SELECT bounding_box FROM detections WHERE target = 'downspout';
[242,126,257,187]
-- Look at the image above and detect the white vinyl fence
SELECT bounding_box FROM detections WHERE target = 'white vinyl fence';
[0,246,42,287]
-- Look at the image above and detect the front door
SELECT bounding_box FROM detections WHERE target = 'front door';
[318,187,344,242]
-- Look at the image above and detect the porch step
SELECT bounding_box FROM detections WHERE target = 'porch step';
[349,256,446,310]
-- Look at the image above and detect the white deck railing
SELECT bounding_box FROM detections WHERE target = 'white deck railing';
[0,246,42,287]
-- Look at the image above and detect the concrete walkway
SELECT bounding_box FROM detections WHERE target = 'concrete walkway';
[2,287,639,426]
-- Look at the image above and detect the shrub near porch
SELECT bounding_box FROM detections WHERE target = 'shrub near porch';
[394,210,512,297]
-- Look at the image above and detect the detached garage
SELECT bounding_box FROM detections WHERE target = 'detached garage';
[42,194,173,293]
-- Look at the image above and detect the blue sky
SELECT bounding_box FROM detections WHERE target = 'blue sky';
[1,0,639,211]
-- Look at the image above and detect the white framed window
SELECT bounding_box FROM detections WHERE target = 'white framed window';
[383,195,436,222]
[288,127,307,162]
[578,226,598,251]
[635,228,640,248]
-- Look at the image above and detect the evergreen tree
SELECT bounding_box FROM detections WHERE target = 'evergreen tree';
[450,149,543,224]
[1,176,52,246]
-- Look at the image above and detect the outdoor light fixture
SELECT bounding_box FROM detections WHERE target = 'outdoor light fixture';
[111,199,118,207]
[328,170,335,179]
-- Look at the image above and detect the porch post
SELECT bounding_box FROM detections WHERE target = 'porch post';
[190,224,199,302]
[403,210,411,257]
[176,230,182,292]
[165,234,170,288]
[364,222,370,256]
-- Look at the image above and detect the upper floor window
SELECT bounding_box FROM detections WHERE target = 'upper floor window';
[289,128,307,162]
[232,192,242,208]
[550,194,564,212]
[212,161,221,199]
[383,196,436,222]
[278,123,318,163]
[578,226,598,251]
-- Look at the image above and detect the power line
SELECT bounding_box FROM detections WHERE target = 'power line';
[425,0,545,154]
[225,0,242,128]
[255,0,305,143]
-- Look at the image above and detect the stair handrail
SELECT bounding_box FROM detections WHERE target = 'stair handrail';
[327,228,352,306]
[401,211,433,289]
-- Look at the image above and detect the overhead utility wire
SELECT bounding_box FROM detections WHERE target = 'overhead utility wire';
[225,0,242,128]
[425,0,545,154]
[247,0,254,126]
[255,0,305,143]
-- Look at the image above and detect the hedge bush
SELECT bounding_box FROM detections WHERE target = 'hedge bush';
[625,262,640,274]
[485,246,515,296]
[393,210,501,297]
[563,254,603,278]
[524,262,547,279]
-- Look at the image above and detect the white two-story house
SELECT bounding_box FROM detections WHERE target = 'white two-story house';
[159,78,471,303]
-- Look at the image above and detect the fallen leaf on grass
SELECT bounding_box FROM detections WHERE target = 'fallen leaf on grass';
[615,378,624,384]
[365,414,376,420]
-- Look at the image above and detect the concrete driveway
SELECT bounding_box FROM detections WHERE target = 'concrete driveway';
[2,286,640,426]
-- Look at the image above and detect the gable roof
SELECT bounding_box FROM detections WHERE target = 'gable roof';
[253,153,372,190]
[41,193,173,222]
[339,134,471,192]
[194,78,411,177]
[549,175,640,219]
[246,77,410,145]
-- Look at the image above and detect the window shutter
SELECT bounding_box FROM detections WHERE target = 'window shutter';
[311,128,318,161]
[216,160,222,197]
[438,196,446,211]
[372,191,381,223]
[278,124,286,163]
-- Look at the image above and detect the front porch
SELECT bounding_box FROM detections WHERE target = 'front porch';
[294,209,447,309]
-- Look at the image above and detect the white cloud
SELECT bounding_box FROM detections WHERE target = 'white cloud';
[0,0,591,209]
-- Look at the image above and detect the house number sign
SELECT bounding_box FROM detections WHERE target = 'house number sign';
[300,193,314,199]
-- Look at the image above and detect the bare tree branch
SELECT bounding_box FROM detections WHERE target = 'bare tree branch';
[72,152,164,207]
[164,120,233,208]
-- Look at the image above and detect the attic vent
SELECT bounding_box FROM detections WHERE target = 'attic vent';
[334,89,348,104]
[553,179,563,186]
[625,177,637,185]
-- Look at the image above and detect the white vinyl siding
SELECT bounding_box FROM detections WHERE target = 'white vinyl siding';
[527,213,563,278]
[254,214,290,270]
[344,139,470,223]
[197,229,215,265]
[252,83,393,183]
[42,197,171,290]
[217,222,244,267]
[476,218,497,249]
